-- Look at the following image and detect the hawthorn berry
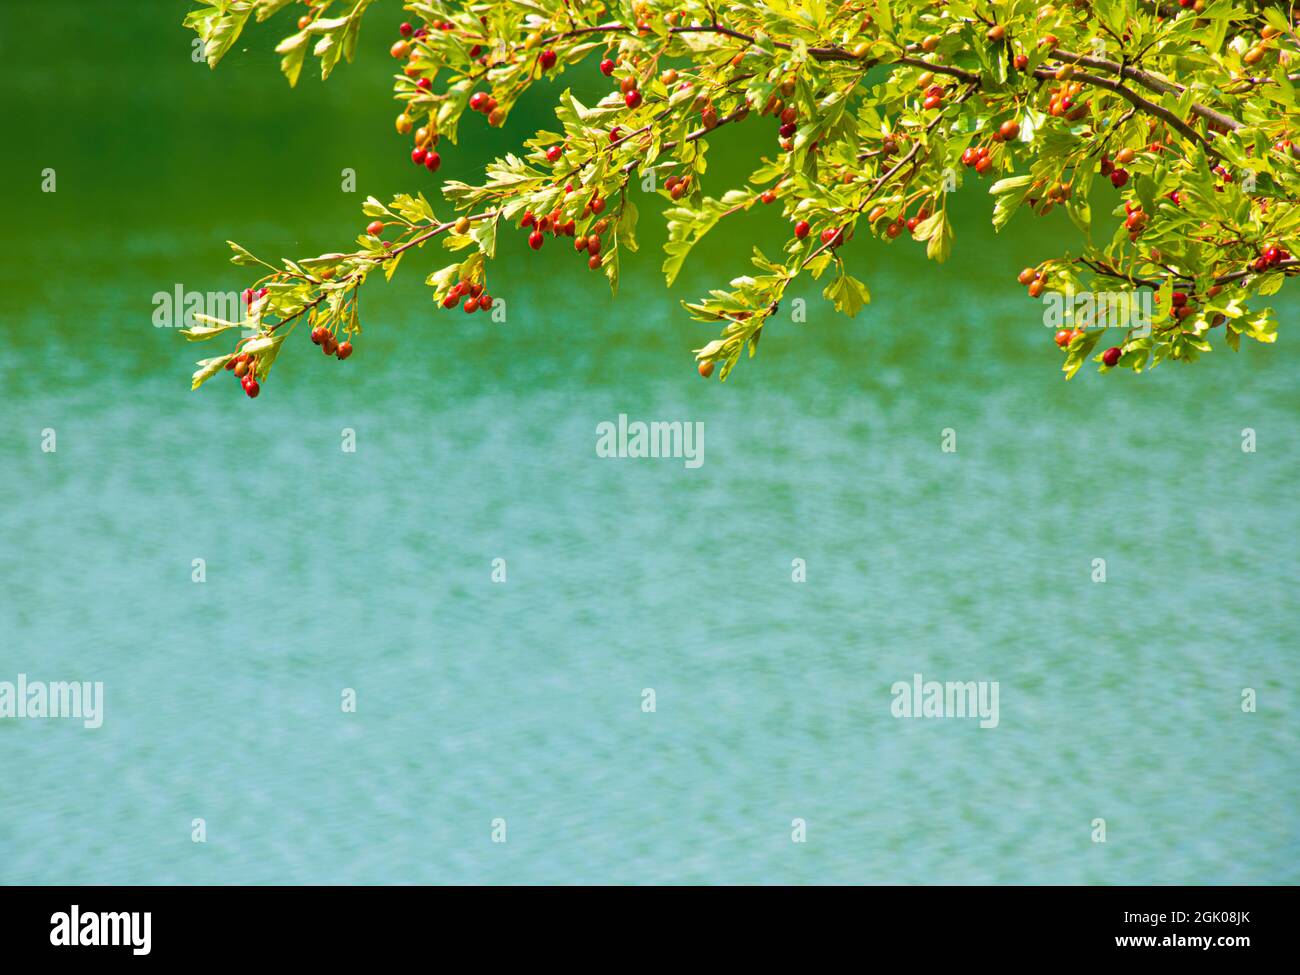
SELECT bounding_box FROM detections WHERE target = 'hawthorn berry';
[417,78,432,90]
[698,360,715,378]
[243,378,260,398]
[366,220,385,237]
[794,220,810,239]
[464,296,480,313]
[469,92,489,113]
[336,341,353,360]
[760,190,777,204]
[540,49,557,70]
[1054,330,1072,347]
[391,41,410,59]
[399,22,413,37]
[1017,268,1037,285]
[999,120,1020,141]
[425,152,441,172]
[546,145,564,162]
[529,230,544,250]
[1102,346,1122,367]
[1014,54,1029,70]
[600,58,615,76]
[1110,168,1130,188]
[588,254,602,270]
[625,89,643,109]
[479,294,493,311]
[609,127,622,143]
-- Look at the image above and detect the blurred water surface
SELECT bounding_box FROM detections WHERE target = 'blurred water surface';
[0,2,1296,884]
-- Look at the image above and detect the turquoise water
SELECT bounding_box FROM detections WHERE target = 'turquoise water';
[0,2,1296,884]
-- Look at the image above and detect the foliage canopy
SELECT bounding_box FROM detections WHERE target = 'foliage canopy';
[182,0,1300,391]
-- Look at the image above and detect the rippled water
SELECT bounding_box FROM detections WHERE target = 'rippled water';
[0,1,1296,884]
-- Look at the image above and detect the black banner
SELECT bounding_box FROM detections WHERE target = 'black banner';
[0,886,1280,961]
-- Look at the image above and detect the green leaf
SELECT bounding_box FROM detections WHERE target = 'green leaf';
[824,273,871,317]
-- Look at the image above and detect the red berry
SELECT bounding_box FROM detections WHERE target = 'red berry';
[464,296,480,313]
[442,293,458,309]
[399,23,413,37]
[1110,168,1129,188]
[588,254,602,270]
[412,148,427,165]
[243,379,260,398]
[794,220,810,239]
[417,78,431,90]
[1055,330,1072,348]
[609,127,622,143]
[625,89,643,109]
[478,294,493,310]
[779,122,796,138]
[469,92,488,112]
[1102,346,1122,367]
[366,220,385,237]
[540,49,557,70]
[546,145,563,162]
[1171,291,1188,307]
[529,230,544,250]
[521,211,535,228]
[424,152,441,172]
[600,58,615,76]
[336,341,353,360]
[698,360,715,379]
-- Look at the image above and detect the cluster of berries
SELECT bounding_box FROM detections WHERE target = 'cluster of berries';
[1047,77,1089,121]
[961,144,994,175]
[519,208,577,251]
[1018,266,1048,299]
[224,352,261,397]
[1123,202,1148,241]
[1099,151,1131,188]
[441,280,495,312]
[1252,244,1291,273]
[761,84,799,151]
[310,326,353,360]
[1155,289,1199,322]
[467,90,504,127]
[663,174,692,201]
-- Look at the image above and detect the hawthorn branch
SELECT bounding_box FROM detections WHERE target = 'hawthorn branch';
[1051,48,1242,132]
[1033,67,1222,159]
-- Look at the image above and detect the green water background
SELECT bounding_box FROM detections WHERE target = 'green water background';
[0,2,1296,884]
